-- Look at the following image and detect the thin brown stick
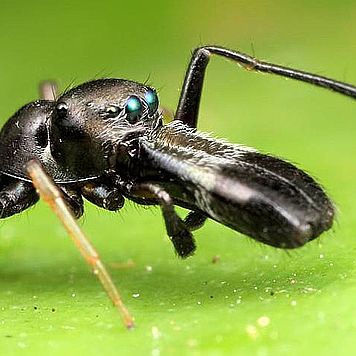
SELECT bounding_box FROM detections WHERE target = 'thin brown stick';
[26,160,134,329]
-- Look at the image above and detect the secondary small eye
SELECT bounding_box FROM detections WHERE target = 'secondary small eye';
[144,90,159,115]
[56,102,68,118]
[125,96,143,123]
[106,106,120,118]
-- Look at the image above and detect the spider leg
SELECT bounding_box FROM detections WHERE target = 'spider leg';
[184,210,207,232]
[81,182,124,211]
[128,182,196,258]
[175,46,356,128]
[39,80,58,101]
[26,160,134,329]
[0,176,39,218]
[60,185,84,218]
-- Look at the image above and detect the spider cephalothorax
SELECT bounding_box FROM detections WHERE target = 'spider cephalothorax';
[50,79,161,179]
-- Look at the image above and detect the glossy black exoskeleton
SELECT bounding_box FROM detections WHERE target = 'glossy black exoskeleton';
[0,46,355,258]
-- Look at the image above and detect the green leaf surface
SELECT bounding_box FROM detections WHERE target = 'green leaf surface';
[0,1,355,355]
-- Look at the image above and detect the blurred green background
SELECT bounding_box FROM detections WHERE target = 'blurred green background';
[0,0,355,355]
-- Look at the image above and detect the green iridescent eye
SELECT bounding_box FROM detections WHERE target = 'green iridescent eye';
[125,96,143,123]
[144,90,158,115]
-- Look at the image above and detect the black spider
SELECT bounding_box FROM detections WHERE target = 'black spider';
[0,46,354,328]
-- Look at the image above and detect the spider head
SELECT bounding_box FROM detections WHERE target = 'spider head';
[50,79,161,178]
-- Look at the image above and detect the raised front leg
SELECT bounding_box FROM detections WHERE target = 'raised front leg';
[129,182,196,258]
[0,177,39,218]
[175,46,356,128]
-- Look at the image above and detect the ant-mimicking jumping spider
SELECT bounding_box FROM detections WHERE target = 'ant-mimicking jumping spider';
[0,46,355,328]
